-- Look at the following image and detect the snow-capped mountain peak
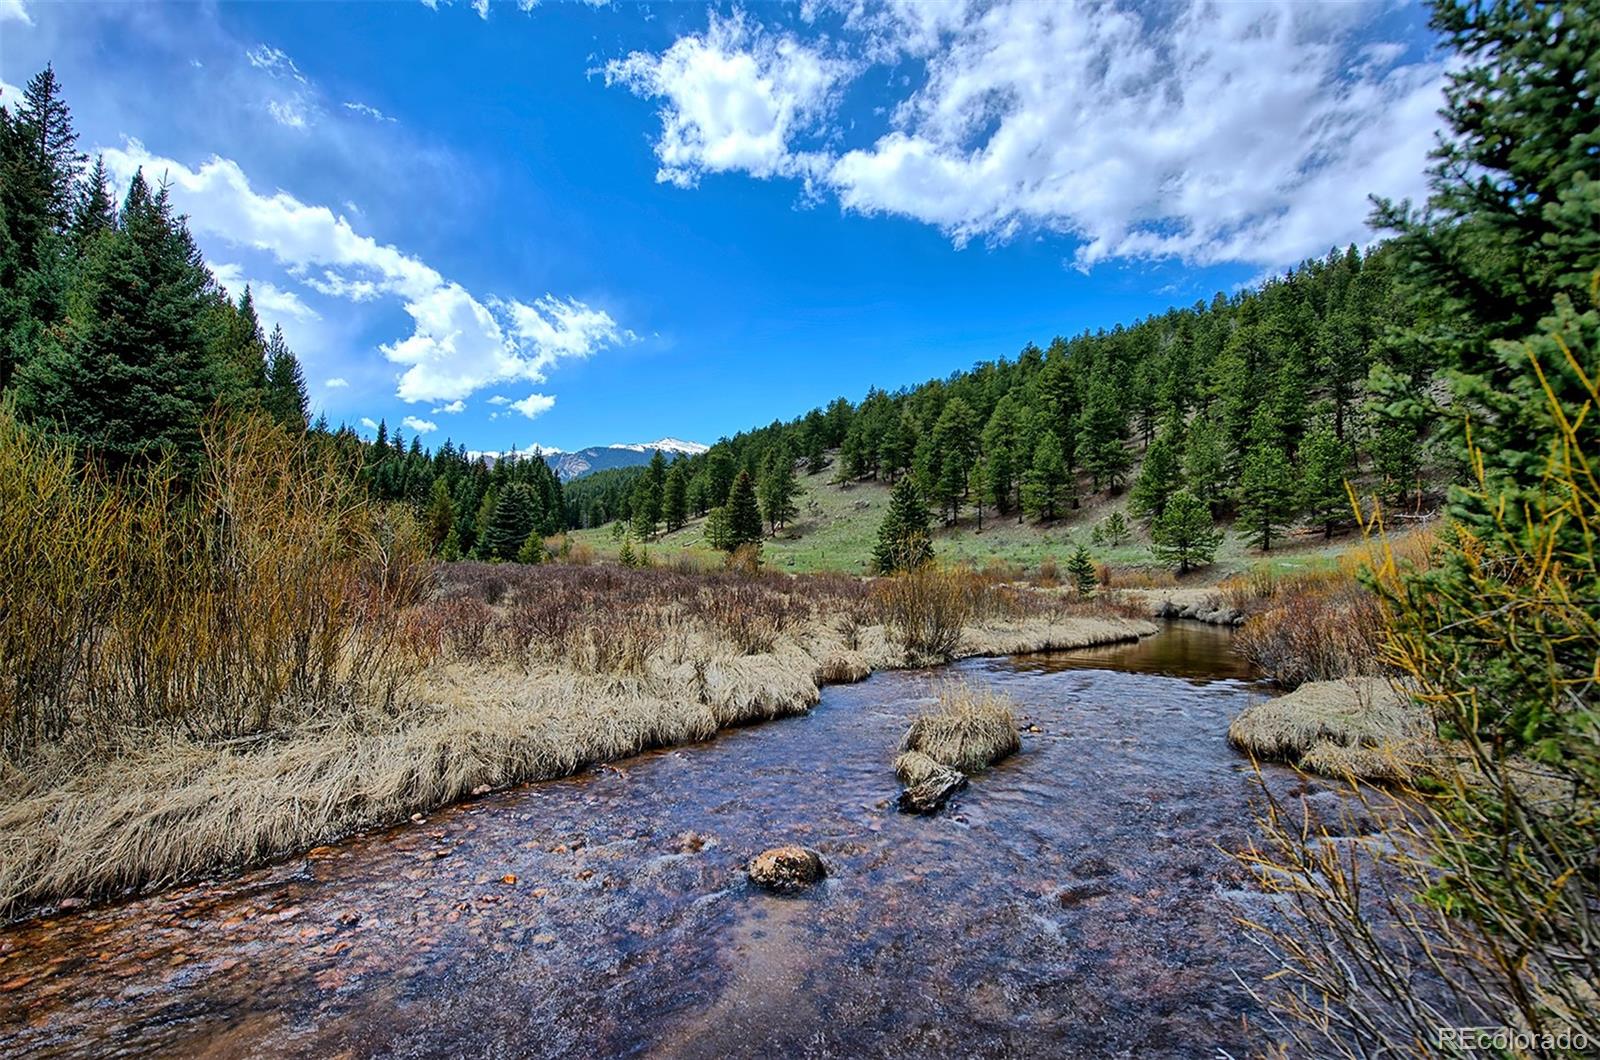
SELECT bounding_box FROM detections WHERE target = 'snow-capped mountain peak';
[607,437,710,455]
[543,437,709,481]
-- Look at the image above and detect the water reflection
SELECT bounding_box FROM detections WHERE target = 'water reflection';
[0,624,1306,1059]
[1001,619,1259,683]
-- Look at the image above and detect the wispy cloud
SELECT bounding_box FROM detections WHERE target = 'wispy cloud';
[343,100,396,123]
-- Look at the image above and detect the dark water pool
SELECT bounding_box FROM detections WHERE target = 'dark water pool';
[0,623,1322,1058]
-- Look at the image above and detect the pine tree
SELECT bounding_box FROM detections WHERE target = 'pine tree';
[213,285,268,407]
[17,66,84,230]
[705,447,736,505]
[757,445,799,533]
[1066,545,1097,598]
[981,395,1019,515]
[1077,375,1132,493]
[1150,489,1220,575]
[1181,417,1231,517]
[516,530,544,565]
[1299,422,1352,539]
[618,534,637,568]
[662,461,688,531]
[15,171,214,468]
[872,474,933,574]
[630,458,664,539]
[425,476,456,553]
[481,484,537,561]
[804,431,825,474]
[878,411,916,482]
[70,154,117,252]
[1235,431,1298,552]
[1022,431,1070,522]
[724,470,764,549]
[1128,424,1183,522]
[927,397,978,525]
[703,505,732,551]
[1098,510,1131,547]
[263,325,309,430]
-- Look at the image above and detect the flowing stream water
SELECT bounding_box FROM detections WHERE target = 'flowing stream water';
[0,623,1353,1058]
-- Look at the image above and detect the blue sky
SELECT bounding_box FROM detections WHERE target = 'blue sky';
[0,0,1444,453]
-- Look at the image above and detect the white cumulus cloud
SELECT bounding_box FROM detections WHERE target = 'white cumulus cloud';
[432,399,466,414]
[0,0,31,26]
[325,377,349,388]
[605,10,849,188]
[508,393,556,419]
[611,0,1447,269]
[402,415,439,434]
[99,142,631,404]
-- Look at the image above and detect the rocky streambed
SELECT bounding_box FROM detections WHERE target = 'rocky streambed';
[0,623,1361,1058]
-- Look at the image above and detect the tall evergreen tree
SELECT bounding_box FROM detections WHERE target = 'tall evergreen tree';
[15,172,214,468]
[1022,431,1070,522]
[1077,375,1132,493]
[263,325,309,430]
[1299,421,1352,539]
[926,396,978,525]
[1235,420,1298,552]
[662,460,689,531]
[981,395,1019,515]
[872,474,933,574]
[425,476,456,553]
[1181,417,1232,517]
[1150,489,1220,575]
[724,470,764,549]
[757,445,799,534]
[16,66,84,229]
[1128,423,1183,522]
[70,154,117,252]
[481,484,537,561]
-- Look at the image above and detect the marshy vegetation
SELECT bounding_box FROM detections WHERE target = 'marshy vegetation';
[0,413,1149,918]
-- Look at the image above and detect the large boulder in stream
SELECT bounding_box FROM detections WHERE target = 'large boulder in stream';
[748,845,826,891]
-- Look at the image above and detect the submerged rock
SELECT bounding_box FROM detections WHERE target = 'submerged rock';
[747,846,826,891]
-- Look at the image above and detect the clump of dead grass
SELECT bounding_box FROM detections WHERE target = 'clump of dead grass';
[1228,677,1439,783]
[897,682,1021,776]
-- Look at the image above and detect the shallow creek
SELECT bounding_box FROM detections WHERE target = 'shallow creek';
[0,623,1344,1058]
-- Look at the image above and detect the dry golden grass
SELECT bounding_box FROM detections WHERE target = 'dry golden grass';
[897,682,1022,776]
[1227,677,1438,782]
[0,554,1151,919]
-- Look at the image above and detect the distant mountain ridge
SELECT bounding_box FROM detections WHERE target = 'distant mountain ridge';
[543,438,708,481]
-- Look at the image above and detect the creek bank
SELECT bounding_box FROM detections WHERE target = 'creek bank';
[1228,676,1438,783]
[1,610,1155,925]
[0,621,1300,1059]
[1120,588,1245,626]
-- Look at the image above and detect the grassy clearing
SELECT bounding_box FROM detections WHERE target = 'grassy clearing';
[1,560,1151,920]
[570,464,1375,582]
